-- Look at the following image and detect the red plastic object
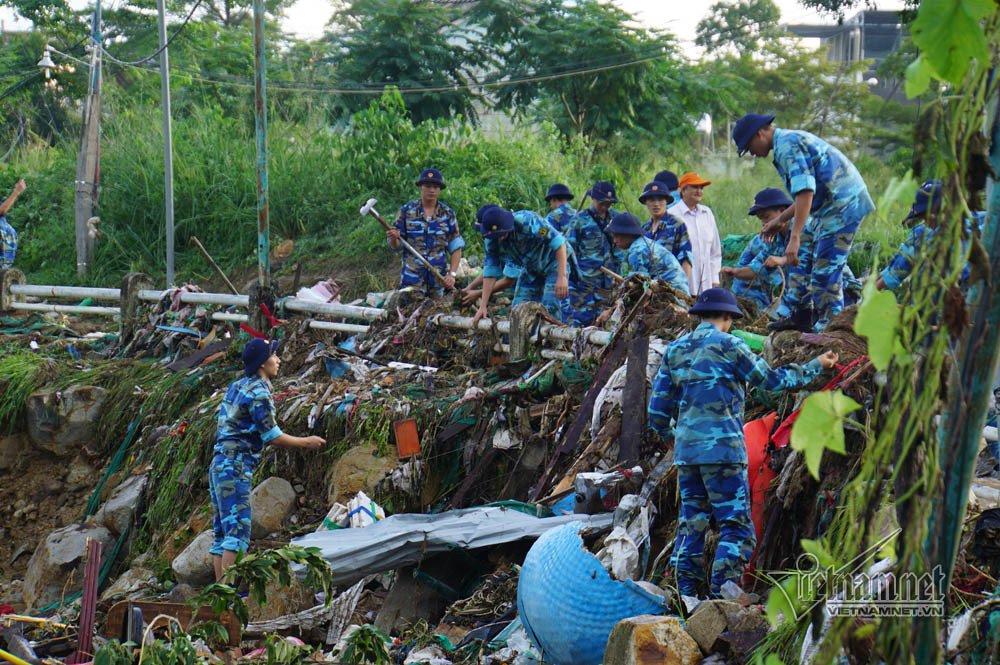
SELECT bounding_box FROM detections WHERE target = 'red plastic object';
[771,356,869,448]
[745,412,777,544]
[393,419,421,458]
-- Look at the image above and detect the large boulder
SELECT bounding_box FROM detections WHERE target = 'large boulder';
[250,477,296,539]
[327,445,397,505]
[26,386,108,456]
[95,474,149,535]
[603,615,701,665]
[171,530,215,587]
[23,523,115,611]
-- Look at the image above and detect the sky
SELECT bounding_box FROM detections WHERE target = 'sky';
[2,0,902,58]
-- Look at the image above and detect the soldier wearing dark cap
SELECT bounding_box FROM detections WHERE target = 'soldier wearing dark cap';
[639,180,693,284]
[653,169,680,205]
[566,181,620,327]
[648,288,837,597]
[609,212,689,293]
[544,183,576,233]
[386,168,465,296]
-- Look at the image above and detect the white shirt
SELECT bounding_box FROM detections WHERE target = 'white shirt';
[668,199,722,295]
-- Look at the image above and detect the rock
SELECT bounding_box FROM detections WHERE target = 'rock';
[100,567,158,603]
[719,606,770,659]
[247,577,316,622]
[95,474,149,535]
[23,523,115,610]
[327,445,398,505]
[250,477,296,539]
[603,615,701,665]
[0,433,30,472]
[26,386,108,456]
[684,600,740,653]
[171,530,215,587]
[164,583,198,604]
[65,456,97,486]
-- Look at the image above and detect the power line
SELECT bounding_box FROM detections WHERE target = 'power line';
[99,0,204,66]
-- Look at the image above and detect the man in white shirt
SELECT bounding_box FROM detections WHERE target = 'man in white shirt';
[668,172,721,295]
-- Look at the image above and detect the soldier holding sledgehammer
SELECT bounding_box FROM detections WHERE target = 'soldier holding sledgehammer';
[386,168,464,297]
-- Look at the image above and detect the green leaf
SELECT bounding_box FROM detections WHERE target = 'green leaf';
[904,55,934,98]
[911,0,993,85]
[855,278,901,371]
[791,390,861,479]
[800,538,836,568]
[764,574,800,627]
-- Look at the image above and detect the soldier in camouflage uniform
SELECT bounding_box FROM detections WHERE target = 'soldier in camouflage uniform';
[209,339,325,580]
[566,181,620,326]
[722,187,794,312]
[471,205,571,325]
[386,168,464,297]
[610,212,689,293]
[639,180,693,285]
[877,179,984,292]
[0,178,26,269]
[733,113,874,331]
[544,183,577,233]
[648,288,837,597]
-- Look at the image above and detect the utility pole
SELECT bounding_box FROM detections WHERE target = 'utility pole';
[251,0,272,331]
[74,0,101,277]
[156,0,176,286]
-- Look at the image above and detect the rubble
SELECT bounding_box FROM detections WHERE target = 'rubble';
[603,615,701,665]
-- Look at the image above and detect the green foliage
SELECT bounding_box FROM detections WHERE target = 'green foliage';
[94,639,135,665]
[695,0,781,57]
[0,349,52,433]
[854,279,903,371]
[264,633,316,665]
[907,0,994,93]
[790,390,861,479]
[193,545,335,626]
[340,624,392,665]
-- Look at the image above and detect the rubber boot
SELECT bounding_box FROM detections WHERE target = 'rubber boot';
[768,307,814,333]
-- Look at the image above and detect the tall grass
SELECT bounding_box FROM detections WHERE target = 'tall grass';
[0,90,910,287]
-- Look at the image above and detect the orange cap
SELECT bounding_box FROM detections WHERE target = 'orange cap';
[678,172,711,188]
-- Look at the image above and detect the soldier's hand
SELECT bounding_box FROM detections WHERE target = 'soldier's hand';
[555,274,569,299]
[472,306,489,328]
[594,308,612,326]
[785,235,801,267]
[303,435,326,449]
[461,288,482,305]
[442,274,456,290]
[764,255,786,268]
[720,266,735,276]
[386,228,401,242]
[13,179,26,195]
[817,351,839,369]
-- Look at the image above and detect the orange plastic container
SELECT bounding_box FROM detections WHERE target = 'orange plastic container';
[393,418,421,458]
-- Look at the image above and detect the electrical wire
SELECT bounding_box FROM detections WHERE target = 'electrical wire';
[98,0,205,66]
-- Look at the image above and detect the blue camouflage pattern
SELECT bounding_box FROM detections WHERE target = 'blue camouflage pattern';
[621,236,690,294]
[879,212,985,291]
[0,215,17,269]
[642,215,692,266]
[648,321,823,465]
[215,376,284,460]
[545,202,577,233]
[393,200,465,295]
[672,463,756,596]
[208,453,253,554]
[771,129,874,329]
[566,207,620,326]
[731,231,789,309]
[483,210,570,321]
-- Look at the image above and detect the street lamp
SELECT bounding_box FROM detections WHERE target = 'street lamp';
[37,48,55,78]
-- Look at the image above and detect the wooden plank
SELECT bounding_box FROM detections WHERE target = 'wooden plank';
[618,318,648,464]
[103,601,241,647]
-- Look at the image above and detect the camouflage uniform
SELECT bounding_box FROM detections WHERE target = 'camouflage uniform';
[731,232,789,310]
[642,215,692,267]
[879,213,985,291]
[566,207,620,326]
[483,210,571,321]
[392,200,465,296]
[0,215,17,269]
[209,376,284,555]
[545,202,577,234]
[621,236,690,295]
[648,322,823,595]
[771,128,874,330]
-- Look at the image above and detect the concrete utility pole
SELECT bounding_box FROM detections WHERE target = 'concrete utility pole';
[156,0,176,286]
[74,0,102,277]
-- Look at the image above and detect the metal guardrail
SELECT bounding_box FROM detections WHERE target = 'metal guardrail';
[0,270,612,353]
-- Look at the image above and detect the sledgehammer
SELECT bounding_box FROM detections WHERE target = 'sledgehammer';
[361,198,451,288]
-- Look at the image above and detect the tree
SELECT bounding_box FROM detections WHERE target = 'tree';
[695,0,781,57]
[322,0,487,123]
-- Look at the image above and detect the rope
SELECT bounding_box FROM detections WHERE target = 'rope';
[84,414,142,517]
